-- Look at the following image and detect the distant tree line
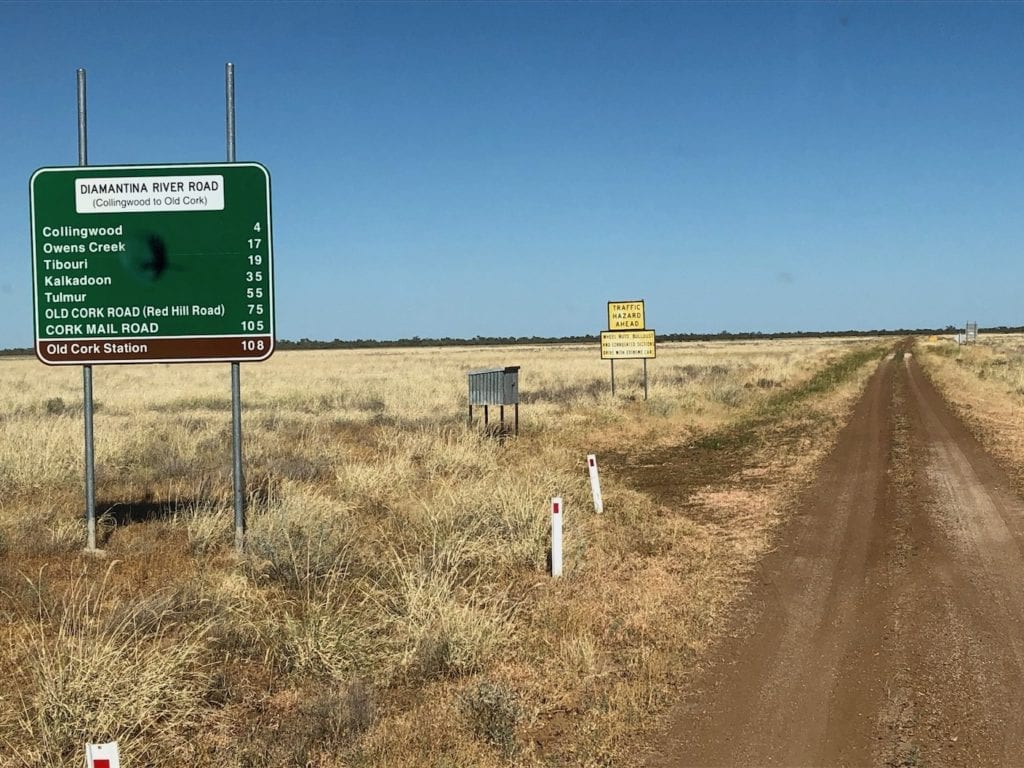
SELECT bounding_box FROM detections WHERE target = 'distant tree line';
[275,335,597,350]
[3,325,1021,356]
[274,325,1018,351]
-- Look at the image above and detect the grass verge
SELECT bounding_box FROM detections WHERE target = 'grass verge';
[0,339,886,766]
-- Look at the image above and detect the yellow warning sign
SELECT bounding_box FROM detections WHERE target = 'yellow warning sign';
[601,330,656,360]
[607,300,646,330]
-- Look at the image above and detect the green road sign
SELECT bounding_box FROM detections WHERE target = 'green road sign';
[30,162,274,365]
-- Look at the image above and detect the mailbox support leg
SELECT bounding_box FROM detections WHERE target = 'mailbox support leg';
[468,404,473,426]
[484,405,489,427]
[500,405,505,431]
[514,403,519,436]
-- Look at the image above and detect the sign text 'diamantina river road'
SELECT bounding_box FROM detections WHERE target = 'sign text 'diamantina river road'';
[30,163,273,364]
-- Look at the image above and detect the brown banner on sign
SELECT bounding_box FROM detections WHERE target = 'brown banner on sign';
[37,335,274,365]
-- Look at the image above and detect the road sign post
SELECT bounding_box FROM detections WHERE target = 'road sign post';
[226,62,247,553]
[76,68,98,552]
[30,162,274,365]
[36,65,271,554]
[607,300,646,331]
[602,300,654,399]
[600,329,657,360]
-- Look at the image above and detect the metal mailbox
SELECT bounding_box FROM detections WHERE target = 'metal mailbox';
[467,366,520,434]
[468,366,520,405]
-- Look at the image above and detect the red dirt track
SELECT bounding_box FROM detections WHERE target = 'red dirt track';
[648,349,1024,767]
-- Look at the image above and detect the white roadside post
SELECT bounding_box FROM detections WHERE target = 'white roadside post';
[551,496,563,578]
[587,454,603,514]
[85,741,121,768]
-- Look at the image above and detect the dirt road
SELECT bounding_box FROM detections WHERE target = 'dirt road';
[648,349,1024,767]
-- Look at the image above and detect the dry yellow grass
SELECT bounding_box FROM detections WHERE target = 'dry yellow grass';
[0,337,886,766]
[917,333,1024,480]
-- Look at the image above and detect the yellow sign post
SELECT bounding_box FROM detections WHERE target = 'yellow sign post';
[600,330,657,359]
[602,300,655,398]
[607,300,646,330]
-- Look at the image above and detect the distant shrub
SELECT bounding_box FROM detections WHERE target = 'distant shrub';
[385,553,512,681]
[460,681,522,757]
[301,680,376,740]
[278,593,385,683]
[245,490,355,592]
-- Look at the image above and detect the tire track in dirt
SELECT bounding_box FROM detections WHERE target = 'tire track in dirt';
[647,348,1024,767]
[898,353,1024,764]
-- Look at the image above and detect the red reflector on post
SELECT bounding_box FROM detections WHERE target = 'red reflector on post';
[552,501,560,514]
[85,740,120,768]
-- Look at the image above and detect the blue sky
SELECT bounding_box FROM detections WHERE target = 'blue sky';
[2,1,1023,347]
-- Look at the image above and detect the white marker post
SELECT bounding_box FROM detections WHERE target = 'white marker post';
[551,496,563,578]
[587,454,604,514]
[85,741,121,768]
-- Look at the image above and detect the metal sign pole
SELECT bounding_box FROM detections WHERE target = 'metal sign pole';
[78,69,98,552]
[610,359,616,396]
[227,63,245,552]
[643,357,648,401]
